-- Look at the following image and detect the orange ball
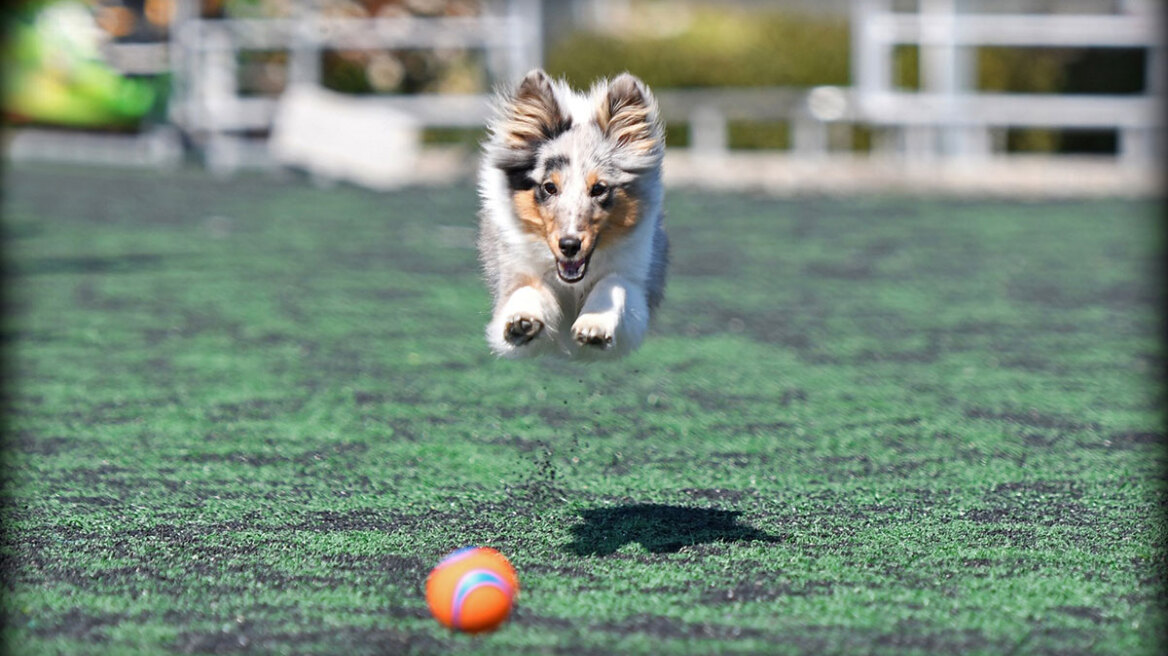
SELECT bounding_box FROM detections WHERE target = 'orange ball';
[425,546,519,633]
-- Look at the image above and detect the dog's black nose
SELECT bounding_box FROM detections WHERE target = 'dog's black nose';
[559,236,582,258]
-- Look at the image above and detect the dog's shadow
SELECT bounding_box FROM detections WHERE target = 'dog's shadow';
[564,503,781,556]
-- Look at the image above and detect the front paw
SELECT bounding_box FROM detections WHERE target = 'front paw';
[505,315,544,346]
[572,314,616,349]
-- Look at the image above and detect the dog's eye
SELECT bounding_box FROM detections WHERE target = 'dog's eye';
[542,181,558,195]
[590,182,609,197]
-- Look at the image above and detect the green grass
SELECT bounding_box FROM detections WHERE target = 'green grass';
[2,163,1164,655]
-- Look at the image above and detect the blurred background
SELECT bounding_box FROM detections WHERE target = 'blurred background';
[2,0,1163,195]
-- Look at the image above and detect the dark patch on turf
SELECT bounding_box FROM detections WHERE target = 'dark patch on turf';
[710,421,795,437]
[852,342,941,364]
[179,442,369,467]
[682,488,750,503]
[537,405,586,428]
[1022,433,1062,447]
[509,609,578,630]
[171,623,448,654]
[0,220,44,240]
[207,398,306,422]
[667,227,743,277]
[833,415,924,433]
[1079,431,1165,450]
[12,253,173,277]
[318,553,428,578]
[565,504,782,556]
[644,451,775,474]
[519,563,601,584]
[964,407,1101,433]
[680,389,783,412]
[286,509,404,533]
[1009,278,1160,310]
[804,259,876,280]
[351,247,477,276]
[4,431,77,456]
[485,434,544,452]
[181,452,288,467]
[868,621,1004,653]
[141,308,247,345]
[656,302,817,349]
[780,388,809,405]
[962,481,1106,527]
[820,455,944,478]
[738,309,817,349]
[352,390,388,405]
[25,608,124,642]
[360,287,422,301]
[974,526,1040,547]
[56,495,122,507]
[1053,605,1112,624]
[709,451,773,466]
[702,580,835,604]
[599,613,768,641]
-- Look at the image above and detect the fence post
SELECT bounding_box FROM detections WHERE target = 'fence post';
[852,0,894,157]
[288,4,321,87]
[792,115,828,158]
[689,105,727,159]
[506,0,543,81]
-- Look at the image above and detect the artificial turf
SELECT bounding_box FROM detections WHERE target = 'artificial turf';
[1,163,1164,655]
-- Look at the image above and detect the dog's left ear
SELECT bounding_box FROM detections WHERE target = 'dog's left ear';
[596,73,663,155]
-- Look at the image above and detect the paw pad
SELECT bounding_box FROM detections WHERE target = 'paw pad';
[505,316,543,345]
[574,326,614,349]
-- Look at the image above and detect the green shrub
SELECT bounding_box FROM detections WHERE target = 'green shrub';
[546,8,850,89]
[728,121,790,150]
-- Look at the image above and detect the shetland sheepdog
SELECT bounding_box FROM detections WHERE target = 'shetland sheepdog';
[477,69,667,359]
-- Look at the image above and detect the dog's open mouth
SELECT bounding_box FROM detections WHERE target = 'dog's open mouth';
[556,254,591,283]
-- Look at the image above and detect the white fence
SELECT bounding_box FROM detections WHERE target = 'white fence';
[849,0,1163,164]
[166,0,542,172]
[166,0,1161,167]
[666,0,1163,165]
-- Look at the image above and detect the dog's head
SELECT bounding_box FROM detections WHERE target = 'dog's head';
[486,70,664,284]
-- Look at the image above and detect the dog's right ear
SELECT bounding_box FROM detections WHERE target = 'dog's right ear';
[497,69,571,149]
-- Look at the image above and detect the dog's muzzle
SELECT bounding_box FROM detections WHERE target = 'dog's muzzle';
[556,254,590,283]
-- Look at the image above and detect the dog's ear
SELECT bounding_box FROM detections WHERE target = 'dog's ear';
[499,69,570,148]
[596,73,662,154]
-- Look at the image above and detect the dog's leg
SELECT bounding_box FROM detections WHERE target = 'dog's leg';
[487,282,561,358]
[572,275,648,356]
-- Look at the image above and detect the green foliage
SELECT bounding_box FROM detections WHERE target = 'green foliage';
[727,120,790,150]
[977,47,1069,93]
[546,8,850,89]
[422,126,486,147]
[321,51,375,94]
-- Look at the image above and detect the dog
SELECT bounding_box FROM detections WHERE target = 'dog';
[477,69,667,359]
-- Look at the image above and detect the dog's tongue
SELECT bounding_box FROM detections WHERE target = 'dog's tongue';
[558,258,586,282]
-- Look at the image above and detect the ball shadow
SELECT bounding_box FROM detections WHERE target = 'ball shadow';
[564,503,782,556]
